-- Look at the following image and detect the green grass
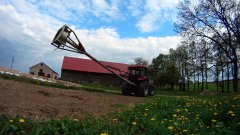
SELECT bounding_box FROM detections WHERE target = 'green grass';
[186,80,240,92]
[1,93,240,135]
[81,83,121,94]
[156,80,240,93]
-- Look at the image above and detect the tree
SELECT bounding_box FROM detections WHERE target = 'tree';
[175,0,240,92]
[173,44,189,91]
[188,41,198,91]
[149,53,180,91]
[133,57,149,67]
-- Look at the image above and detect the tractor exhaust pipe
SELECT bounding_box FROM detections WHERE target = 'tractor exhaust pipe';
[51,25,136,86]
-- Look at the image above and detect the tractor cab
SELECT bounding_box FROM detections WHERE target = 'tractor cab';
[128,65,148,83]
[129,65,147,76]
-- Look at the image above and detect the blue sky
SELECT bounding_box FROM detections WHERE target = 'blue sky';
[0,0,181,75]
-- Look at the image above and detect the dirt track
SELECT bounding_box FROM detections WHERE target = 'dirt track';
[0,78,148,120]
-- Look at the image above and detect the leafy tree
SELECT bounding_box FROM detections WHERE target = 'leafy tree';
[175,0,240,92]
[150,51,180,91]
[133,57,149,66]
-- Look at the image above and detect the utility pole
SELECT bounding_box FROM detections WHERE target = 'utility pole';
[10,56,14,70]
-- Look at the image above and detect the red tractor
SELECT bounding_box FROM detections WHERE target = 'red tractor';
[122,65,154,96]
[51,25,155,97]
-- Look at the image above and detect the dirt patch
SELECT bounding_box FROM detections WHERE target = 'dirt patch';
[0,78,148,120]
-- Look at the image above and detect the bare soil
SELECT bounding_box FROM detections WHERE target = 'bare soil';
[0,78,148,120]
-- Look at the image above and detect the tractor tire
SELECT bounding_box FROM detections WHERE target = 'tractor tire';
[122,82,130,95]
[148,80,155,96]
[148,85,155,96]
[138,81,149,97]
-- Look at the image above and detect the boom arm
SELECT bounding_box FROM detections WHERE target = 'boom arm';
[51,25,136,86]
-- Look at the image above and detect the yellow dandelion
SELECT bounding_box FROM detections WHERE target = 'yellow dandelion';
[231,113,235,117]
[213,112,218,115]
[9,119,13,123]
[176,109,180,112]
[186,103,191,106]
[183,129,188,132]
[100,133,108,135]
[112,118,118,122]
[196,117,199,120]
[161,121,164,124]
[168,126,174,130]
[132,121,137,125]
[181,116,184,118]
[173,114,177,118]
[150,118,155,121]
[185,109,188,112]
[73,118,78,122]
[211,119,217,123]
[145,108,149,111]
[177,118,182,121]
[19,118,25,123]
[144,113,148,116]
[228,111,233,114]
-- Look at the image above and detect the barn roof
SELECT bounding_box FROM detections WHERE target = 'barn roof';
[62,56,129,75]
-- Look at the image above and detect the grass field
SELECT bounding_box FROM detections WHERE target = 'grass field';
[1,74,240,134]
[155,80,240,93]
[1,93,239,135]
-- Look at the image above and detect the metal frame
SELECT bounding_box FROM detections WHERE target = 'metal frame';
[51,25,136,86]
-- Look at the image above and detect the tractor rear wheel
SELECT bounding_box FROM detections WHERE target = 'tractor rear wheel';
[138,81,149,97]
[148,85,155,96]
[148,80,155,96]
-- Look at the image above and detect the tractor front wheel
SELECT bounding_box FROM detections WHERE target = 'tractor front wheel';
[148,85,155,96]
[138,81,149,97]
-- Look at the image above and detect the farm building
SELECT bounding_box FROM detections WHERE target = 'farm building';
[29,62,58,79]
[61,56,129,85]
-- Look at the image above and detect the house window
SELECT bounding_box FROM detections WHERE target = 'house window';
[40,63,43,66]
[38,69,44,76]
[30,72,34,75]
[47,74,50,78]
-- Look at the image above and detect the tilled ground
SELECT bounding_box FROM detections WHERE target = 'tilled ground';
[0,78,148,120]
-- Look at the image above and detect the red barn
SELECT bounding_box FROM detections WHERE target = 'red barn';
[61,56,129,85]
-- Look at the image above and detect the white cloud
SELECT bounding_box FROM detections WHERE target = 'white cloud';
[0,0,181,73]
[128,0,145,17]
[90,0,124,21]
[133,0,180,32]
[73,28,181,64]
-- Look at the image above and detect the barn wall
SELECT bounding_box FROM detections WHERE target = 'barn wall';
[61,69,122,85]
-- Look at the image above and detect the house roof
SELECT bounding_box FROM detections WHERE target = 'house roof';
[29,62,58,75]
[62,56,129,75]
